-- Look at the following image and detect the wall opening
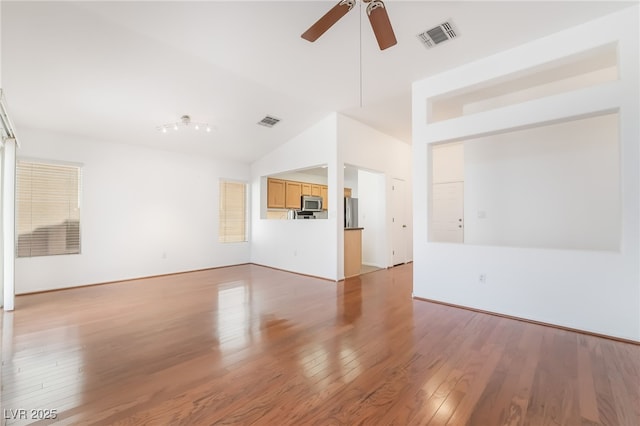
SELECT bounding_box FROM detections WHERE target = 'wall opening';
[429,112,620,251]
[261,166,329,220]
[429,43,619,123]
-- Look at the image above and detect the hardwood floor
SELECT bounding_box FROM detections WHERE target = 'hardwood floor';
[1,264,638,425]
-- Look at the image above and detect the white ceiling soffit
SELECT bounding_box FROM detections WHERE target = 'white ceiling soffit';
[1,1,634,163]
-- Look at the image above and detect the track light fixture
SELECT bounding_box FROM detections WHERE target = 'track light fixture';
[157,115,211,133]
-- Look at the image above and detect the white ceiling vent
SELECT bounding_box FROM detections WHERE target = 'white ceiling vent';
[417,21,458,49]
[257,115,281,128]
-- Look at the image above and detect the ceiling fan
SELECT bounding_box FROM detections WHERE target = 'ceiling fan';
[301,0,397,51]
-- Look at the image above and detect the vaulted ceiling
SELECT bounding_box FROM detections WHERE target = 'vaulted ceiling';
[2,1,633,163]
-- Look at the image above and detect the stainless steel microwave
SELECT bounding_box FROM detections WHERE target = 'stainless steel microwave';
[301,195,323,212]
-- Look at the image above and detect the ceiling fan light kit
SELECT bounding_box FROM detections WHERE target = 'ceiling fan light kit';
[302,0,397,51]
[157,115,211,133]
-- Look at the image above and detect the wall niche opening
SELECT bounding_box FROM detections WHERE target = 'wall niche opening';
[429,43,619,123]
[429,112,621,251]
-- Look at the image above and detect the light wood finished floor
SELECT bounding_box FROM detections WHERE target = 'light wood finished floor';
[1,264,638,425]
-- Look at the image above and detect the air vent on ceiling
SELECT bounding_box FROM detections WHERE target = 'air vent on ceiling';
[257,115,281,128]
[417,21,458,49]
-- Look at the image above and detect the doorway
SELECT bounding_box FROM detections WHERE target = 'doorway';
[391,178,408,265]
[432,182,464,243]
[344,165,387,275]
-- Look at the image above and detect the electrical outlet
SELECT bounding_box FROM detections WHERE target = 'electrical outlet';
[479,274,487,283]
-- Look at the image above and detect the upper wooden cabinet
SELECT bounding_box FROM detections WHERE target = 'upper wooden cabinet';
[285,181,302,209]
[267,178,286,209]
[267,177,328,210]
[344,187,352,198]
[321,186,328,211]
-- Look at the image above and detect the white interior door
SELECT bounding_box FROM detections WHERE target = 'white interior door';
[391,178,407,265]
[432,182,464,243]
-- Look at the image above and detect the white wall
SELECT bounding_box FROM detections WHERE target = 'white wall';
[271,170,327,186]
[464,113,620,251]
[251,113,340,280]
[15,128,250,294]
[252,113,412,280]
[339,114,413,270]
[0,0,3,308]
[412,6,639,341]
[358,169,386,268]
[463,66,618,116]
[0,147,3,308]
[344,166,358,197]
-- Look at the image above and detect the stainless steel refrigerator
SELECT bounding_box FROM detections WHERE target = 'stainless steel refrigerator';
[344,197,358,228]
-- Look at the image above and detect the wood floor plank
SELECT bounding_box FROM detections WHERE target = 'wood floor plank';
[577,338,601,424]
[445,344,504,425]
[1,264,638,425]
[599,340,639,426]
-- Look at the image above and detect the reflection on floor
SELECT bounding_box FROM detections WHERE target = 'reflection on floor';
[360,264,382,275]
[4,263,637,424]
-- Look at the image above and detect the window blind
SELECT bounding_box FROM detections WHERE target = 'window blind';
[219,180,247,243]
[16,160,82,257]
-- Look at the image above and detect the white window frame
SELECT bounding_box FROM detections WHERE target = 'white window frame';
[15,157,83,258]
[218,179,249,243]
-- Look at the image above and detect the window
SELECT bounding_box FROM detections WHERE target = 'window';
[16,160,82,257]
[219,180,248,243]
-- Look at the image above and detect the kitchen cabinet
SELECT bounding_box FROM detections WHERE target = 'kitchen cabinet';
[321,185,328,211]
[285,181,302,209]
[344,228,363,278]
[267,177,329,211]
[267,178,286,209]
[344,187,352,198]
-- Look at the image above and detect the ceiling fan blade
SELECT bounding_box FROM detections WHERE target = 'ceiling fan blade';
[301,0,356,42]
[367,0,397,50]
